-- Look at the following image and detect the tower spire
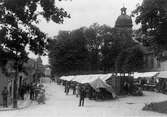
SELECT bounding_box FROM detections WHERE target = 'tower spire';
[123,0,125,7]
[121,0,127,15]
[121,6,127,15]
[123,0,127,7]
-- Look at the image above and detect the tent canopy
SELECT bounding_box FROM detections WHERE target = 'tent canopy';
[89,78,116,98]
[156,71,167,79]
[60,74,116,98]
[134,72,159,79]
[60,75,75,81]
[60,74,113,83]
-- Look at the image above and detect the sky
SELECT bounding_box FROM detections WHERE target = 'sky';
[29,0,142,65]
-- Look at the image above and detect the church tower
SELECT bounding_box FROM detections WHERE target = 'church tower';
[115,6,133,33]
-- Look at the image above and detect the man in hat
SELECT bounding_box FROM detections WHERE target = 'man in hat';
[79,85,86,107]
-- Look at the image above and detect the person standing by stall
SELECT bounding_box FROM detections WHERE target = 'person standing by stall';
[30,83,35,100]
[1,87,8,107]
[72,83,76,95]
[79,85,86,107]
[76,84,80,97]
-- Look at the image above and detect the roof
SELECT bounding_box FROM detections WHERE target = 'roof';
[115,7,132,28]
[134,72,159,79]
[60,74,116,98]
[156,71,167,79]
[115,15,133,28]
[89,78,116,98]
[60,74,113,83]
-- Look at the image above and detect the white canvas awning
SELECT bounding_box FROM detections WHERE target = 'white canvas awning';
[89,78,116,98]
[61,74,113,83]
[60,75,75,81]
[60,76,65,80]
[72,75,100,84]
[60,74,116,98]
[134,72,159,79]
[156,71,167,79]
[71,74,113,83]
[72,75,89,83]
[100,73,112,81]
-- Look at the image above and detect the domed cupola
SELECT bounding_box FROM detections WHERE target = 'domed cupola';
[115,6,133,29]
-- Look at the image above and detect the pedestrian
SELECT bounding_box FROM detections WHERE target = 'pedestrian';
[64,81,67,93]
[30,83,35,100]
[76,84,80,97]
[124,81,129,95]
[1,87,8,107]
[88,87,93,100]
[20,85,26,100]
[37,89,45,104]
[34,85,40,100]
[72,83,76,95]
[66,83,70,95]
[79,85,86,107]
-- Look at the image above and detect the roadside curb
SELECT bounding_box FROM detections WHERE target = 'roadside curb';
[0,100,32,112]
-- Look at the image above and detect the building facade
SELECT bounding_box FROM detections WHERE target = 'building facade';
[114,6,162,72]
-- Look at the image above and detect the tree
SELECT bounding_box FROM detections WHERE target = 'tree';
[115,49,129,73]
[99,26,115,72]
[0,0,70,108]
[48,22,144,75]
[48,31,71,75]
[122,46,145,73]
[48,29,89,76]
[108,27,135,73]
[132,0,167,52]
[115,46,145,73]
[84,23,103,71]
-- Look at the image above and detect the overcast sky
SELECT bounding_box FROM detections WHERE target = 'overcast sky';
[29,0,142,65]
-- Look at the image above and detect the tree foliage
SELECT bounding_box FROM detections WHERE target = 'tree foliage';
[84,23,104,71]
[132,0,167,52]
[48,29,89,76]
[116,45,145,73]
[0,0,70,67]
[49,23,146,75]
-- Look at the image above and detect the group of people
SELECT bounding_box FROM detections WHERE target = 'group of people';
[1,82,46,108]
[62,81,114,107]
[18,82,42,101]
[29,83,46,104]
[64,82,86,107]
[18,83,30,100]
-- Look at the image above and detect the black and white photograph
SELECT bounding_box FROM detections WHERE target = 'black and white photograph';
[1,0,167,116]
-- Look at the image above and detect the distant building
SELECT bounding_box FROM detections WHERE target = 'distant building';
[23,57,45,83]
[115,6,133,31]
[0,60,30,106]
[114,6,159,72]
[0,55,45,105]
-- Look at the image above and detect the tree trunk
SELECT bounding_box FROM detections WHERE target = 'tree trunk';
[13,60,18,108]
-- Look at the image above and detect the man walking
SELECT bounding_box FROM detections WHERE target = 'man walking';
[1,87,8,107]
[76,84,79,97]
[79,85,86,107]
[30,83,35,100]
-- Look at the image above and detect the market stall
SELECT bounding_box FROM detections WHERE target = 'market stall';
[60,74,116,98]
[133,72,159,91]
[155,71,167,93]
